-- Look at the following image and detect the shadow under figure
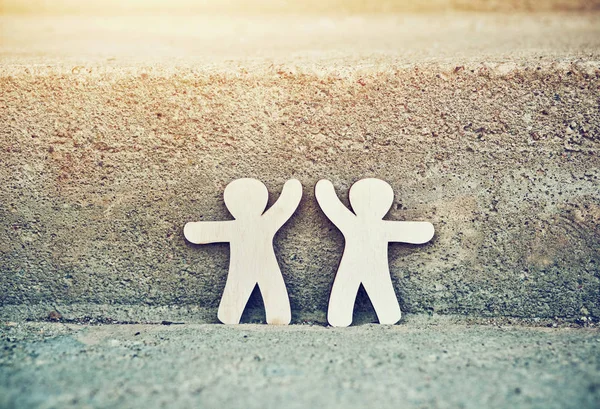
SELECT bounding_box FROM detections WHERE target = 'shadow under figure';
[315,178,435,327]
[184,178,302,325]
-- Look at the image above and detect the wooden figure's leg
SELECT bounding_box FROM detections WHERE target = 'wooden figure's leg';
[258,269,291,325]
[363,273,402,325]
[217,274,256,325]
[327,268,362,327]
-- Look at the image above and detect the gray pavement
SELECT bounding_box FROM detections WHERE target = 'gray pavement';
[1,318,599,409]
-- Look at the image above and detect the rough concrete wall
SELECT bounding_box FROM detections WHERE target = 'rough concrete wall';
[1,62,599,322]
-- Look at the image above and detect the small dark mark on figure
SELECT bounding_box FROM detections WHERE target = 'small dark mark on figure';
[134,332,141,336]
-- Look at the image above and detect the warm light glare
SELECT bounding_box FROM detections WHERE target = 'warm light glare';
[3,0,597,15]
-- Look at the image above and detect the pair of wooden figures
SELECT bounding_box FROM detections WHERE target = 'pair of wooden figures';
[184,178,434,327]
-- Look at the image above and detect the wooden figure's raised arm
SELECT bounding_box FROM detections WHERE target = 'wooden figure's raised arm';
[315,179,355,227]
[386,221,435,244]
[184,221,234,244]
[262,179,303,226]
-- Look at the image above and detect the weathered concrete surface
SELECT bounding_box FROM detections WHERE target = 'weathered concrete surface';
[1,13,599,323]
[3,0,600,14]
[0,319,599,409]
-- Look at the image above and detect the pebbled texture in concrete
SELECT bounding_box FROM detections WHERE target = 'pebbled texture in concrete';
[0,319,599,409]
[1,13,599,323]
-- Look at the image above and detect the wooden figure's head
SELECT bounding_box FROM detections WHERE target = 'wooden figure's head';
[349,178,394,220]
[224,178,269,219]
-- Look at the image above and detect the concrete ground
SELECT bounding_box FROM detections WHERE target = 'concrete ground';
[1,317,599,409]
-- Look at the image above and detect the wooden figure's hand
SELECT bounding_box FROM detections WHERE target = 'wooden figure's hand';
[262,179,302,227]
[315,179,355,228]
[386,221,435,244]
[184,221,233,244]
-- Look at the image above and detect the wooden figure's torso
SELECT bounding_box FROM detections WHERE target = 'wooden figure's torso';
[337,220,390,277]
[228,219,282,282]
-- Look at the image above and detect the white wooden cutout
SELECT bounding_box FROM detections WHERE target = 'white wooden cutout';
[315,178,434,327]
[184,178,302,325]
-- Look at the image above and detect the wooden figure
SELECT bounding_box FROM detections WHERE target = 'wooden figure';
[315,178,434,327]
[184,178,302,325]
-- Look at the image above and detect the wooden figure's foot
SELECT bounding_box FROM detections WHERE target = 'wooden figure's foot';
[327,295,355,327]
[260,276,292,325]
[217,280,256,325]
[265,312,291,325]
[327,277,361,327]
[363,278,402,325]
[376,307,401,325]
[327,311,353,328]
